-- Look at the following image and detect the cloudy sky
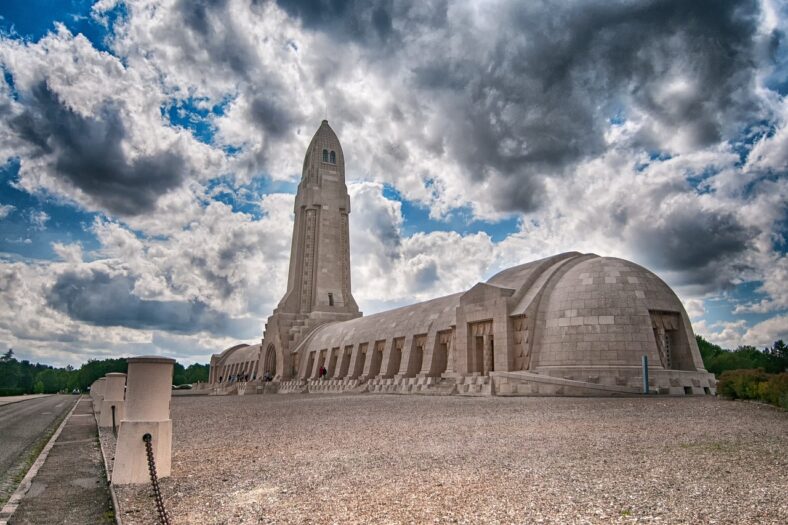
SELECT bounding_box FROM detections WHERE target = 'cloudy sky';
[0,0,786,367]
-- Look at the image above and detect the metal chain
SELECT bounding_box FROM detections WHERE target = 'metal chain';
[142,433,171,525]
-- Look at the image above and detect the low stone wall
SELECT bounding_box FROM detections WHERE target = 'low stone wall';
[271,368,717,397]
[492,369,717,396]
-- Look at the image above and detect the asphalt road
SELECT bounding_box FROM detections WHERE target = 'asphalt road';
[0,395,76,505]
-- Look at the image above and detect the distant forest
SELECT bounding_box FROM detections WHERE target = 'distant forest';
[0,350,209,396]
[0,337,786,396]
[696,336,787,375]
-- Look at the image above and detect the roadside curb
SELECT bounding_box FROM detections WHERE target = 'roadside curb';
[94,408,123,525]
[0,396,79,525]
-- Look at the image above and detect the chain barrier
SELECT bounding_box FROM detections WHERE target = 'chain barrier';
[142,433,171,525]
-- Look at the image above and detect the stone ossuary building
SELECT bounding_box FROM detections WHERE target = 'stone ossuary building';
[209,121,717,396]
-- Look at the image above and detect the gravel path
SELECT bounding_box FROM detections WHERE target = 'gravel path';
[115,395,787,524]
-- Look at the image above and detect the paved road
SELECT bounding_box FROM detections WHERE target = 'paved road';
[0,396,51,407]
[0,395,76,506]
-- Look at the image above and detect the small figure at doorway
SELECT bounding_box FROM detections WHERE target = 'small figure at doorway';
[319,365,327,379]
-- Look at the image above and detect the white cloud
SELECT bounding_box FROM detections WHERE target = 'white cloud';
[51,242,83,263]
[27,210,49,230]
[0,204,15,220]
[742,314,788,347]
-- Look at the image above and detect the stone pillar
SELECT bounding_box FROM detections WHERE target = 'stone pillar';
[92,377,106,414]
[310,350,322,379]
[442,329,458,378]
[99,373,126,428]
[112,356,174,485]
[361,341,378,379]
[483,335,493,375]
[419,331,439,377]
[326,348,337,377]
[380,339,399,378]
[345,344,360,379]
[396,336,416,378]
[332,347,347,379]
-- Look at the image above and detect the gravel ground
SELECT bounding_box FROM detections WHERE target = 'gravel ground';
[98,428,116,476]
[114,394,787,524]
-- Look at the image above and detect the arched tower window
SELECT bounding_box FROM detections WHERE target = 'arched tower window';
[330,150,336,164]
[322,149,328,162]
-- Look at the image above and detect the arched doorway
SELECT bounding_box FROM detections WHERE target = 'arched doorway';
[262,345,277,379]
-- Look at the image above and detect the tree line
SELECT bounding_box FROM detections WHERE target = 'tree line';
[0,350,209,396]
[695,336,787,375]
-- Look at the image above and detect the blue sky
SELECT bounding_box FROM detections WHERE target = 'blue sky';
[0,0,786,366]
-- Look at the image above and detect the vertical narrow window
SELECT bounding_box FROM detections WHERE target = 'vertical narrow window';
[328,292,334,306]
[330,150,336,164]
[322,149,328,162]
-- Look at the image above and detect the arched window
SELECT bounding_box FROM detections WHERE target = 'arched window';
[322,149,328,162]
[330,150,336,164]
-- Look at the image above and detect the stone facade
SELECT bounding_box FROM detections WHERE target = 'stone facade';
[210,122,716,397]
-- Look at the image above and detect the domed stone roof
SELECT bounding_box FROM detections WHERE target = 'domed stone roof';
[529,255,703,372]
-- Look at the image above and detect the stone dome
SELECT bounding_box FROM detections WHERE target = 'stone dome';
[529,255,704,374]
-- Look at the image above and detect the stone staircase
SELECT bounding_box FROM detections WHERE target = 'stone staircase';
[278,380,308,394]
[307,379,366,393]
[456,375,493,396]
[209,384,238,396]
[367,376,458,395]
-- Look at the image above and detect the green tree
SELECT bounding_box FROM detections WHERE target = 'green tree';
[697,335,786,376]
[1,354,211,395]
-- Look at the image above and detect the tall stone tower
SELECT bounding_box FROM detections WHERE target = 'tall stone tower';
[259,120,361,379]
[278,120,359,315]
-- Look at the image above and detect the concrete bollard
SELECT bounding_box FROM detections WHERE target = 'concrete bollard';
[99,373,127,429]
[112,356,175,485]
[92,377,106,414]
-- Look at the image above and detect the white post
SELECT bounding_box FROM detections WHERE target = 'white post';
[92,377,106,414]
[98,373,126,429]
[112,356,175,485]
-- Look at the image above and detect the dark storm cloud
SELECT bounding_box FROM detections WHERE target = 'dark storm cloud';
[249,93,297,138]
[282,0,763,215]
[9,82,186,216]
[453,0,761,209]
[47,268,257,337]
[631,207,755,285]
[172,0,300,140]
[175,0,258,77]
[276,0,397,43]
[412,260,438,289]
